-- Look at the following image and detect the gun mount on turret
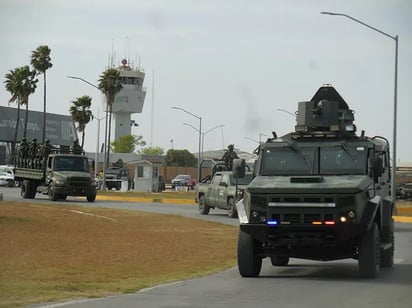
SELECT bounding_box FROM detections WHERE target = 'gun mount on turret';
[292,85,356,138]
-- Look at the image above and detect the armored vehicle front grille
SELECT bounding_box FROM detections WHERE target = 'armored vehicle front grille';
[270,212,336,224]
[68,177,91,188]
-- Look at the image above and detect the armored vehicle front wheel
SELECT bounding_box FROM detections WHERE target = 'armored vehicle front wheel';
[380,218,394,268]
[199,195,210,215]
[358,222,380,278]
[227,198,238,218]
[270,256,290,266]
[237,229,262,277]
[87,194,96,202]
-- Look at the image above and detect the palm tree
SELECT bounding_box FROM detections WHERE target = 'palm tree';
[98,68,122,168]
[4,66,38,160]
[69,95,94,148]
[31,45,52,142]
[19,66,38,138]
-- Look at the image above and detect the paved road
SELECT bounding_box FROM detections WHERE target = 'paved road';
[1,187,411,308]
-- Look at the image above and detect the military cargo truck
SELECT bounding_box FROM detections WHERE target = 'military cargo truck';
[235,85,394,278]
[14,144,97,202]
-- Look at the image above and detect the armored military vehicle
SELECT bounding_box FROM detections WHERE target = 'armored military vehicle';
[14,143,97,202]
[235,85,394,278]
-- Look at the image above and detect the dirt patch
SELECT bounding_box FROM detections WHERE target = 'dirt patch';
[0,202,237,307]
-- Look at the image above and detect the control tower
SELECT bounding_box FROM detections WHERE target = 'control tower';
[103,59,146,141]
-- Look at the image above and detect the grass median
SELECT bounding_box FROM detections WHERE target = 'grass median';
[0,201,237,307]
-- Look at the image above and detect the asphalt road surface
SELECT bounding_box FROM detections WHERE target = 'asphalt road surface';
[1,187,411,308]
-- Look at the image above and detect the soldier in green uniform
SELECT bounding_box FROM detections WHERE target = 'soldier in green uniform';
[222,144,239,171]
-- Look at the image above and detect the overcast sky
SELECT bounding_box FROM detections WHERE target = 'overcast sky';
[1,0,411,161]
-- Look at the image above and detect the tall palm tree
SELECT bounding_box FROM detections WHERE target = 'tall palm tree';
[31,45,52,142]
[98,68,122,168]
[4,66,38,160]
[69,95,94,148]
[19,66,38,138]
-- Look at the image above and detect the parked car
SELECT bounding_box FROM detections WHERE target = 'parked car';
[0,165,15,187]
[171,174,196,189]
[400,183,412,199]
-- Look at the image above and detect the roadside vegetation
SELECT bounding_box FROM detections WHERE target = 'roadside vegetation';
[0,202,237,307]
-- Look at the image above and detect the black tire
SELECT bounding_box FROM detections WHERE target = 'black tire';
[380,218,394,268]
[48,183,59,201]
[7,180,15,188]
[115,182,121,191]
[87,194,96,202]
[270,256,290,266]
[199,195,210,215]
[237,229,262,277]
[227,198,238,218]
[21,180,36,199]
[358,222,380,278]
[59,195,67,201]
[21,180,30,199]
[28,181,37,199]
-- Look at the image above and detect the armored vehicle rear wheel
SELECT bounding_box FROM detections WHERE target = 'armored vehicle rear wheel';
[87,194,96,202]
[358,222,380,278]
[270,256,289,266]
[237,230,262,277]
[227,198,238,218]
[199,195,210,215]
[380,218,394,268]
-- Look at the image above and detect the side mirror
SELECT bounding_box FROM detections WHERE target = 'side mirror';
[372,157,383,182]
[233,159,245,179]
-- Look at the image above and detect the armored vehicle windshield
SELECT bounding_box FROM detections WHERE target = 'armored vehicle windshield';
[260,142,368,176]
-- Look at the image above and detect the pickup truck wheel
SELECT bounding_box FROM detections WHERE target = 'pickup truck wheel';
[59,195,67,201]
[7,179,15,187]
[199,195,210,215]
[358,222,380,278]
[48,183,59,201]
[227,198,238,218]
[87,194,96,202]
[270,256,289,266]
[380,218,394,268]
[237,229,262,277]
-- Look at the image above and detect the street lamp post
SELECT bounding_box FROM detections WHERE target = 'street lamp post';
[95,114,105,179]
[184,123,225,161]
[321,11,399,202]
[171,107,202,182]
[245,133,267,144]
[68,75,108,190]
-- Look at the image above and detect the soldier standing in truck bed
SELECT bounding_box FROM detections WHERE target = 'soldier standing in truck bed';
[222,144,239,171]
[70,139,83,155]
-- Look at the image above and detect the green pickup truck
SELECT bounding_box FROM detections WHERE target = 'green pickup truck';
[195,170,254,218]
